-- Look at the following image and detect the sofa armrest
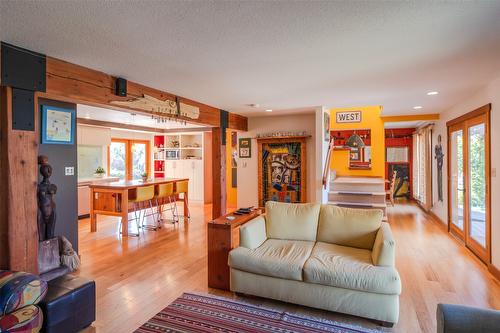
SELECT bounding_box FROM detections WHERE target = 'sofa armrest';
[371,222,395,266]
[437,303,500,333]
[239,215,267,249]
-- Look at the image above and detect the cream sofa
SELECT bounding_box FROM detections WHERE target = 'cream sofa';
[228,201,401,326]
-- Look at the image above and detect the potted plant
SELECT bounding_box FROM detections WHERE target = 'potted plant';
[94,166,106,178]
[141,172,148,182]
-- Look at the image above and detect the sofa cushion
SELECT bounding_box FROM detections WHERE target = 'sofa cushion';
[265,202,321,242]
[303,242,401,295]
[229,239,314,281]
[0,271,48,316]
[0,305,43,333]
[240,215,267,249]
[317,205,382,249]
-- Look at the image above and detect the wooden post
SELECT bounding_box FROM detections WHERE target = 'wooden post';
[0,86,39,273]
[0,87,9,269]
[211,127,227,219]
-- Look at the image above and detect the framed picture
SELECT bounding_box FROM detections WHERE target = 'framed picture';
[239,138,251,158]
[257,137,307,207]
[350,148,360,161]
[324,112,330,142]
[41,105,75,145]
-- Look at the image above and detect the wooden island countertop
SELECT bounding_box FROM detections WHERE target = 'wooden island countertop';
[89,177,189,189]
[89,177,189,236]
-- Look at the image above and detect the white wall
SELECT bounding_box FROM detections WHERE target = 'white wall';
[109,128,154,141]
[237,114,316,208]
[431,75,500,269]
[315,107,330,203]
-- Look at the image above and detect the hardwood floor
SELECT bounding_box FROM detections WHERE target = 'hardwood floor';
[77,202,500,333]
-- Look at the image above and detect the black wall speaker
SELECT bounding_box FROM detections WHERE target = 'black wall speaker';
[115,78,127,96]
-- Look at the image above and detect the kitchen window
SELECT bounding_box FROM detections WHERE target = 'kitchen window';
[108,139,150,180]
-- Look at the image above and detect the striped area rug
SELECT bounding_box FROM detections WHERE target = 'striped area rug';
[134,293,380,333]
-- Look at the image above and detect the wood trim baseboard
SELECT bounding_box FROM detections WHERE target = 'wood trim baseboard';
[426,210,447,232]
[488,263,500,282]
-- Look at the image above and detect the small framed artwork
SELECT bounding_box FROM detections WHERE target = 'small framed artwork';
[239,138,251,158]
[41,105,75,145]
[350,149,360,161]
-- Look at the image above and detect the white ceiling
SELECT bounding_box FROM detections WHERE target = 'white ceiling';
[2,1,500,117]
[77,104,202,130]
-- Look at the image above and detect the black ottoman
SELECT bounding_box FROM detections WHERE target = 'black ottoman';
[39,274,96,333]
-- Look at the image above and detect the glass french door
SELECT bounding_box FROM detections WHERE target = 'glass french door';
[109,140,127,180]
[448,111,490,263]
[131,141,148,180]
[449,126,464,234]
[108,139,150,180]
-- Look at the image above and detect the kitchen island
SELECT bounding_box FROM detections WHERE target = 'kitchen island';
[89,178,189,236]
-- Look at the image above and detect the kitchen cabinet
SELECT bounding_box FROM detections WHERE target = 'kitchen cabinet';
[178,160,203,201]
[77,177,119,217]
[158,133,204,202]
[78,185,90,217]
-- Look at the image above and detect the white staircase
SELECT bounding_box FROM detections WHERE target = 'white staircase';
[328,176,388,220]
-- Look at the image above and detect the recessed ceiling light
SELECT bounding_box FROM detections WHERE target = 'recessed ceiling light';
[265,109,273,112]
[413,106,423,110]
[427,91,439,96]
[84,114,91,119]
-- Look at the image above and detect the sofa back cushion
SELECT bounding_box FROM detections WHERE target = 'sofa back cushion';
[265,201,320,241]
[317,205,382,249]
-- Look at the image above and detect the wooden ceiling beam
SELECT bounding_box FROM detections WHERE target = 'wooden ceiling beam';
[44,57,247,131]
[77,117,213,133]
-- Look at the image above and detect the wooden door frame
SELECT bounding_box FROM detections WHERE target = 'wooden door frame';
[447,122,466,241]
[446,104,491,264]
[107,138,151,180]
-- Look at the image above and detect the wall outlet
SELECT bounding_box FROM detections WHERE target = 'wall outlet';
[65,166,74,176]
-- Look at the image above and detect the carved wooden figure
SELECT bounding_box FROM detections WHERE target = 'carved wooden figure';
[37,155,58,241]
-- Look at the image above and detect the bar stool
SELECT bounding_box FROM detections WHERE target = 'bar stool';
[173,180,190,222]
[155,182,178,225]
[139,185,161,231]
[120,185,156,236]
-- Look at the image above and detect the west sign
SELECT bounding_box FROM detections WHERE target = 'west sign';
[336,111,362,123]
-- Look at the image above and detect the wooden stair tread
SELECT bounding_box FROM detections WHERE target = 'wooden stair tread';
[329,191,386,196]
[328,201,387,208]
[332,176,385,185]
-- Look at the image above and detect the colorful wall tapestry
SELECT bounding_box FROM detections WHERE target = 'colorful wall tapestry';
[260,141,303,206]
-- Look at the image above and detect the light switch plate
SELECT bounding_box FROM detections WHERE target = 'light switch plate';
[492,168,497,177]
[65,166,74,176]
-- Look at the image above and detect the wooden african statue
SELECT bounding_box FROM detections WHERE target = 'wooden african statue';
[37,155,58,241]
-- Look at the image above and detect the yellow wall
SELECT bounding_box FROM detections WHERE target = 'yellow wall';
[226,129,237,208]
[330,105,385,177]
